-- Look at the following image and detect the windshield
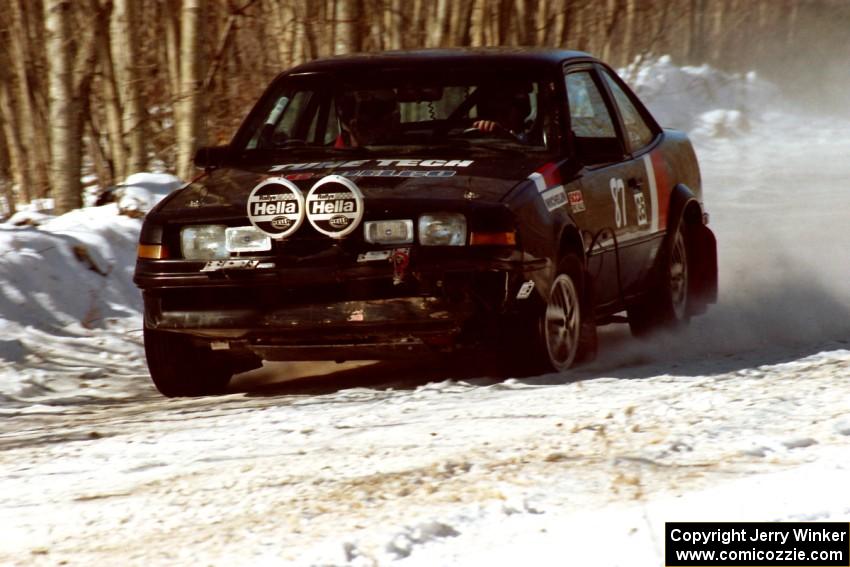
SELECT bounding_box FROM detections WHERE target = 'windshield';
[236,67,558,157]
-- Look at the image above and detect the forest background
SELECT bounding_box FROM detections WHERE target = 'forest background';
[1,0,848,215]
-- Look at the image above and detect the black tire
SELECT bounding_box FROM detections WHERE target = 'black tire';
[629,224,690,337]
[143,327,235,397]
[505,254,597,376]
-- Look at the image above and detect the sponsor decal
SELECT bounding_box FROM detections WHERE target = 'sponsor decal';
[284,172,315,181]
[542,185,567,212]
[328,215,350,228]
[634,193,648,226]
[357,250,392,263]
[246,177,305,239]
[529,163,567,213]
[269,159,473,173]
[305,175,365,238]
[568,190,586,213]
[341,169,456,178]
[390,247,411,285]
[201,259,262,272]
[516,280,535,300]
[271,216,293,229]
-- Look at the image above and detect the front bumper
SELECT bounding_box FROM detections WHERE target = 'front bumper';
[138,252,548,360]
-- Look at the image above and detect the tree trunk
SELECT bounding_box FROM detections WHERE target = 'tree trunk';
[8,0,51,199]
[113,0,147,174]
[388,0,402,50]
[176,0,203,180]
[430,0,449,47]
[0,78,32,203]
[45,0,78,213]
[164,0,182,101]
[70,1,103,196]
[335,0,358,54]
[96,0,125,183]
[623,0,637,66]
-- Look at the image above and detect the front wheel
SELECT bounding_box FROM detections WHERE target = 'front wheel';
[543,273,582,371]
[504,254,597,376]
[143,327,235,397]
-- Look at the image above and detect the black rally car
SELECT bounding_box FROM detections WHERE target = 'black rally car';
[135,49,717,396]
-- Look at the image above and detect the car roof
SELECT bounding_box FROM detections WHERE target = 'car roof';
[286,47,595,75]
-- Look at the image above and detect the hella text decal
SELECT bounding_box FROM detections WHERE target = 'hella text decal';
[305,175,365,238]
[246,177,305,239]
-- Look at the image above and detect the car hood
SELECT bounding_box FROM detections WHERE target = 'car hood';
[158,154,555,214]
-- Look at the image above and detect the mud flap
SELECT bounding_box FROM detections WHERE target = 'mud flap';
[687,223,718,316]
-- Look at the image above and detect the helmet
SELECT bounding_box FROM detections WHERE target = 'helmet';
[476,83,531,123]
[338,89,400,145]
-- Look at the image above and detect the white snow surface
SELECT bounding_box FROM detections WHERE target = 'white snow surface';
[1,63,849,566]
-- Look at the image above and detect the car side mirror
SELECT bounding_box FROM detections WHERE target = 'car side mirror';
[193,145,233,170]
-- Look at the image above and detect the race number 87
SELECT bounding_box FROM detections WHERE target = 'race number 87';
[610,177,626,227]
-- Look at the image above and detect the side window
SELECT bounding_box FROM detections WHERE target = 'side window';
[601,69,654,150]
[565,71,616,138]
[565,70,622,164]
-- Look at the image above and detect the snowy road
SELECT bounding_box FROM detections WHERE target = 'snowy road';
[2,89,850,563]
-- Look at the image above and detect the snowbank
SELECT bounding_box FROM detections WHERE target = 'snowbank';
[621,55,780,136]
[0,173,180,404]
[114,172,183,217]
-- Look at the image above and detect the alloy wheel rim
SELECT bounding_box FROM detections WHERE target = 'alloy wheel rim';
[670,231,688,320]
[544,274,580,371]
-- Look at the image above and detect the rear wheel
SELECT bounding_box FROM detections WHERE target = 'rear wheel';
[629,225,690,337]
[143,327,235,397]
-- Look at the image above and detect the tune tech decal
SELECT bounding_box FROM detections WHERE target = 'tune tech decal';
[305,175,365,238]
[269,159,474,172]
[246,177,305,238]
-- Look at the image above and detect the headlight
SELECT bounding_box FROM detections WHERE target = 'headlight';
[180,225,227,259]
[418,213,467,246]
[363,220,414,244]
[225,226,271,253]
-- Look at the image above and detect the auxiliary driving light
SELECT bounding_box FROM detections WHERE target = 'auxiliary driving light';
[363,219,414,244]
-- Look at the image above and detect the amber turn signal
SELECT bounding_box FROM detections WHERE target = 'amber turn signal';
[469,231,516,246]
[137,244,168,259]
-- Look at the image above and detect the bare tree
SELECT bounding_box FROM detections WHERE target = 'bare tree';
[336,0,359,54]
[7,0,51,199]
[112,0,148,174]
[44,0,77,212]
[175,0,203,180]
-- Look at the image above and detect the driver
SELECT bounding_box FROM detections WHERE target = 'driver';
[335,89,400,147]
[471,84,532,141]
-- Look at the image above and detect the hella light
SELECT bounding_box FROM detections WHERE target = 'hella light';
[180,225,228,260]
[418,213,467,246]
[225,226,272,253]
[363,219,414,244]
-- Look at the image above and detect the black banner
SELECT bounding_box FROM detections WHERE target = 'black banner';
[666,522,849,566]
